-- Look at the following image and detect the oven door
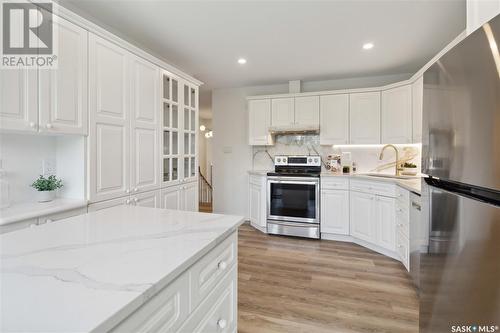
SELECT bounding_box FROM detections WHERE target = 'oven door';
[267,177,319,224]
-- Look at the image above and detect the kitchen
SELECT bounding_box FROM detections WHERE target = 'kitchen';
[1,1,499,333]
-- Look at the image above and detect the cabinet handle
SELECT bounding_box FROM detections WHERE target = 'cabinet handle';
[133,198,138,203]
[126,189,130,194]
[29,223,37,228]
[125,199,131,205]
[412,201,421,211]
[218,261,227,270]
[46,219,54,224]
[217,319,227,329]
[134,187,138,192]
[45,123,53,129]
[397,244,402,248]
[29,122,37,129]
[398,223,403,227]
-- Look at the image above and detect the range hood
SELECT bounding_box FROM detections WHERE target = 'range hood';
[268,124,320,134]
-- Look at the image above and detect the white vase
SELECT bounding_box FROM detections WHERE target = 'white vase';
[37,190,56,202]
[402,167,418,176]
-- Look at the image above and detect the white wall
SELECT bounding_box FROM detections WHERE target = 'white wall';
[0,133,85,204]
[212,73,413,216]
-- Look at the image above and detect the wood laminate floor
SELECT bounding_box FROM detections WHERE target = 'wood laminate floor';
[237,224,418,333]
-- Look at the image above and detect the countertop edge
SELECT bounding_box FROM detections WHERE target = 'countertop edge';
[91,216,246,333]
[0,199,88,226]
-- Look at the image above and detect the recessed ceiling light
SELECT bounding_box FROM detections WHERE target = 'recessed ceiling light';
[363,42,374,50]
[237,58,247,65]
[199,125,206,131]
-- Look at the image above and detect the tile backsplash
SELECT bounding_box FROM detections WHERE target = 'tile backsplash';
[252,134,421,174]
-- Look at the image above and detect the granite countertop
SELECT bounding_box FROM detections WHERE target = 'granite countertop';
[0,206,244,333]
[0,198,88,225]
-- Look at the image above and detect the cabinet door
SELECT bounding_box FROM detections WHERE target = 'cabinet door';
[39,14,88,135]
[180,82,198,183]
[249,182,263,227]
[182,181,198,212]
[130,56,160,194]
[294,96,319,127]
[319,94,349,145]
[88,196,130,212]
[376,196,396,251]
[321,189,349,235]
[0,69,38,132]
[412,76,423,143]
[161,186,181,210]
[132,190,161,208]
[350,191,375,242]
[89,34,130,203]
[248,99,272,145]
[381,85,412,144]
[349,92,381,144]
[271,98,294,127]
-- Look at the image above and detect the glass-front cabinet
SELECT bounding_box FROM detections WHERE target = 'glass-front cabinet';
[161,70,198,186]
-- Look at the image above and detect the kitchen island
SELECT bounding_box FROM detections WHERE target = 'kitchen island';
[0,206,244,332]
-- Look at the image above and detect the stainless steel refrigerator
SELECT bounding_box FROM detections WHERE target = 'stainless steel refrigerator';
[420,13,500,333]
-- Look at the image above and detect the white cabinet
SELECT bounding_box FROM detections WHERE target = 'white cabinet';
[467,0,500,34]
[89,34,131,203]
[161,185,182,210]
[132,190,161,208]
[130,55,160,193]
[381,85,412,144]
[319,94,349,145]
[0,69,38,132]
[350,191,376,243]
[248,175,267,231]
[412,76,423,143]
[161,181,198,211]
[88,196,130,212]
[0,14,87,135]
[39,15,88,135]
[248,99,272,145]
[321,189,349,235]
[271,98,294,126]
[376,195,396,251]
[349,92,381,144]
[294,96,319,127]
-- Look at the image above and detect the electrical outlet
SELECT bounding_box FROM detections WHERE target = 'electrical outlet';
[42,158,56,176]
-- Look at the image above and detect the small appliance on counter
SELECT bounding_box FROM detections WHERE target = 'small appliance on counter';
[267,155,321,239]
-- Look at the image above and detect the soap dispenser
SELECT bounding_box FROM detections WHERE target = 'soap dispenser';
[0,159,10,209]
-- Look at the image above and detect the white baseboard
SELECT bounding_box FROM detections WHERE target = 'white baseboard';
[321,232,399,261]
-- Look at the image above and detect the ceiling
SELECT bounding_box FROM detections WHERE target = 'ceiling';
[60,0,465,111]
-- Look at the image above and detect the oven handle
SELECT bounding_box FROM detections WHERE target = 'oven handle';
[267,178,319,185]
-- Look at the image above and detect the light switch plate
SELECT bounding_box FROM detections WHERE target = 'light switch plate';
[42,158,56,175]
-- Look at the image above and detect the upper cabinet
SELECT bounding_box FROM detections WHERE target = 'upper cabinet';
[271,98,295,127]
[248,99,273,146]
[349,92,381,144]
[294,96,319,127]
[181,82,198,183]
[381,85,412,144]
[467,0,500,34]
[0,14,87,135]
[319,94,349,145]
[412,77,423,143]
[39,14,88,135]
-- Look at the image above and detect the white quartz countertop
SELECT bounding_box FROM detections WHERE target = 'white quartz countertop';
[0,198,88,225]
[321,172,422,194]
[0,206,245,333]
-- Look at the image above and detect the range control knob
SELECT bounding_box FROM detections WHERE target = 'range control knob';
[308,158,312,163]
[283,157,287,163]
[314,158,319,163]
[277,158,281,163]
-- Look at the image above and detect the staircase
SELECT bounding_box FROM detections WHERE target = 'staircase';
[199,167,213,213]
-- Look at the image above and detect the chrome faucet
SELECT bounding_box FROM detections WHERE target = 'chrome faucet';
[379,144,403,176]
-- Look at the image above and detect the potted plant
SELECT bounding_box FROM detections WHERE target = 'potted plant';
[31,175,63,202]
[401,162,418,176]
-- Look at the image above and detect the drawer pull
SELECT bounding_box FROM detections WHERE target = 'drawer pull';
[46,219,54,223]
[398,223,403,227]
[217,319,227,329]
[218,261,227,270]
[397,244,403,248]
[412,201,421,211]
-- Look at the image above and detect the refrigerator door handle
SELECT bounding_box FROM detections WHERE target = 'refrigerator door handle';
[411,201,421,211]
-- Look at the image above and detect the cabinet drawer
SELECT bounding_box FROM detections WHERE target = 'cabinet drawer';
[395,186,410,205]
[396,230,409,271]
[179,265,237,333]
[321,177,349,190]
[38,207,87,225]
[350,179,396,197]
[189,231,237,310]
[110,273,189,333]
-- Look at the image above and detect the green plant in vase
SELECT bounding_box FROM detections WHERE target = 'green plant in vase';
[31,175,63,202]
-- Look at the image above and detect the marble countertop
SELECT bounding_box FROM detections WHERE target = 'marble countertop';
[0,198,88,225]
[321,172,422,194]
[0,206,245,333]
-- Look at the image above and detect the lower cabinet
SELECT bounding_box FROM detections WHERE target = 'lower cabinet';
[161,180,199,212]
[321,189,349,235]
[110,231,238,333]
[88,189,162,212]
[350,190,396,252]
[248,175,267,231]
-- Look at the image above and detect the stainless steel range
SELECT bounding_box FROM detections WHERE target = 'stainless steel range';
[267,155,321,239]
